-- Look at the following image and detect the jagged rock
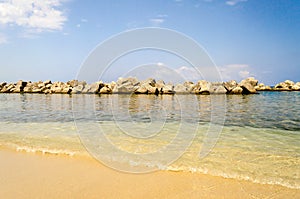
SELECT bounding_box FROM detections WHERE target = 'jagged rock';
[155,80,165,93]
[67,80,79,87]
[135,79,159,94]
[193,80,212,94]
[255,83,272,91]
[275,80,295,90]
[114,77,140,93]
[11,80,27,93]
[162,84,175,94]
[292,82,300,91]
[99,86,112,94]
[43,80,52,85]
[174,84,189,94]
[223,80,238,93]
[230,86,243,94]
[239,77,258,94]
[183,81,194,92]
[82,82,104,94]
[211,85,227,94]
[71,85,84,94]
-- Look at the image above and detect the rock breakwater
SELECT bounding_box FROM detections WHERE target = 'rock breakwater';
[0,77,299,95]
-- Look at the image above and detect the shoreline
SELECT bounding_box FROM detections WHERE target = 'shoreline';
[1,149,299,199]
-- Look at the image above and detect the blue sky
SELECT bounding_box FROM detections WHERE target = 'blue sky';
[0,0,299,85]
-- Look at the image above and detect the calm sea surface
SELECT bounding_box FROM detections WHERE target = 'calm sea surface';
[0,92,299,189]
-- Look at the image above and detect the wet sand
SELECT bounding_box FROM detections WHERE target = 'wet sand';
[0,150,299,199]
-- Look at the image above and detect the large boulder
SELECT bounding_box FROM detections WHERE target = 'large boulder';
[12,80,27,93]
[162,84,175,94]
[193,80,212,94]
[230,86,243,94]
[239,77,258,94]
[211,85,227,94]
[174,84,189,94]
[183,81,194,92]
[135,78,158,94]
[255,83,272,91]
[155,80,165,94]
[292,82,300,91]
[0,83,15,93]
[82,81,104,94]
[223,80,238,93]
[275,80,295,90]
[71,85,85,94]
[114,77,140,93]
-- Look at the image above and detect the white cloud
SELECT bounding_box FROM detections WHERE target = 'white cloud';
[76,24,80,28]
[175,64,255,82]
[149,14,167,26]
[218,64,255,81]
[0,0,67,32]
[226,0,247,6]
[81,18,88,23]
[0,33,7,44]
[149,18,164,26]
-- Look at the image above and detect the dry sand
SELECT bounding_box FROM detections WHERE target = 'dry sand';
[0,150,299,199]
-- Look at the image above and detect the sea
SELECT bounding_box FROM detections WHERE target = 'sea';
[0,92,299,189]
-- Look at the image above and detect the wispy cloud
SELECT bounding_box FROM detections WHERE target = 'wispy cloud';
[175,64,255,82]
[149,18,165,26]
[226,0,247,6]
[81,18,88,23]
[0,0,67,33]
[149,14,168,26]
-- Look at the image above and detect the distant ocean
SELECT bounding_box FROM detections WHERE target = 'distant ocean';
[0,92,299,189]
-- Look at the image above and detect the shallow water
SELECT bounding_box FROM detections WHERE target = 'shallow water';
[0,92,299,189]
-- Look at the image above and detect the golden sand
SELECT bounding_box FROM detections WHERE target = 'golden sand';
[0,150,299,199]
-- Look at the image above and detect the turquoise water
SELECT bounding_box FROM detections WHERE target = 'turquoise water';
[0,92,299,189]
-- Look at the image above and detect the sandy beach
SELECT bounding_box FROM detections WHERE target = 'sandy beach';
[0,149,299,199]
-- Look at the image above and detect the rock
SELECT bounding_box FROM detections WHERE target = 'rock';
[43,80,52,85]
[67,80,79,87]
[82,82,104,94]
[99,86,112,94]
[0,84,14,93]
[155,80,165,93]
[162,84,175,94]
[135,79,159,94]
[11,80,27,93]
[255,83,272,91]
[230,86,243,94]
[223,80,238,92]
[174,84,189,94]
[183,81,194,92]
[275,80,295,90]
[212,85,227,94]
[114,77,140,93]
[292,82,300,91]
[193,80,212,94]
[71,85,85,94]
[239,78,258,94]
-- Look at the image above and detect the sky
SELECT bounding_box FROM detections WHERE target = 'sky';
[0,0,299,85]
